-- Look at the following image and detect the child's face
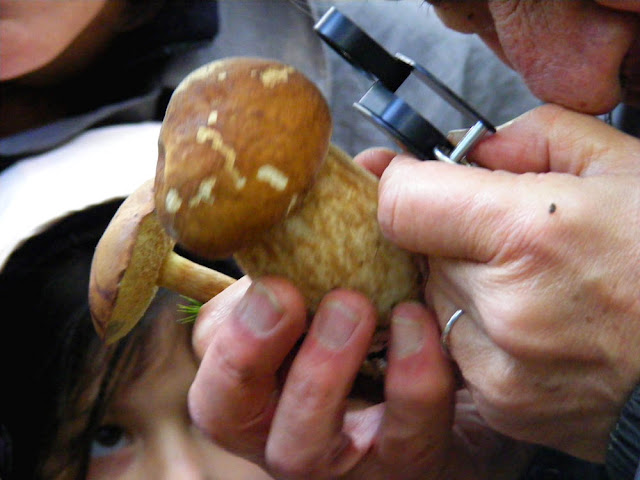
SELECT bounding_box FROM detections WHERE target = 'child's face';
[85,305,273,479]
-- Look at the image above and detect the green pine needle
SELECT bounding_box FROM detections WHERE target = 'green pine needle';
[177,296,203,324]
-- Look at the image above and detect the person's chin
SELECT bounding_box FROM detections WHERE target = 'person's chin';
[522,69,620,115]
[542,86,621,116]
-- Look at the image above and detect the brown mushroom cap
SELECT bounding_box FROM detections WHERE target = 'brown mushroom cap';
[154,57,332,259]
[89,179,174,343]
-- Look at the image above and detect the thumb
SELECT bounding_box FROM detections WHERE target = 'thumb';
[378,156,562,261]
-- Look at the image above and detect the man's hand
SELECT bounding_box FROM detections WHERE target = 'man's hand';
[189,276,533,479]
[377,104,640,462]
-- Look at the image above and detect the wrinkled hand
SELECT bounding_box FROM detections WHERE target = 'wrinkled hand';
[188,277,533,479]
[376,104,640,462]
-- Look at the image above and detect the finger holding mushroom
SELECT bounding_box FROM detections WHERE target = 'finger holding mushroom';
[89,179,235,344]
[154,57,423,365]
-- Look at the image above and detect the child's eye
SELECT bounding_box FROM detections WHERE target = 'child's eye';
[90,425,131,458]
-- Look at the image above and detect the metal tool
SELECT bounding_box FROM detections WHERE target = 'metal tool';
[314,6,495,164]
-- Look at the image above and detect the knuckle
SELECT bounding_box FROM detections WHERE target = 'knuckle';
[188,393,232,445]
[480,280,555,358]
[469,354,521,418]
[285,371,334,416]
[214,336,260,385]
[481,299,530,354]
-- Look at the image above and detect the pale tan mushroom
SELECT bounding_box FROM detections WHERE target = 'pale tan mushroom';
[154,57,424,370]
[89,179,235,344]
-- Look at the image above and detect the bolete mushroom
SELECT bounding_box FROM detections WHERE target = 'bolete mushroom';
[89,179,235,344]
[154,57,424,373]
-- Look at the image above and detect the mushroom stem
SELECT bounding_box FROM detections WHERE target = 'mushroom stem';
[234,143,422,326]
[159,253,235,303]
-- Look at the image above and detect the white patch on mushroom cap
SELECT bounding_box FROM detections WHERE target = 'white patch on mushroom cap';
[207,110,218,125]
[189,177,217,207]
[256,165,289,191]
[165,189,183,214]
[196,126,246,189]
[176,63,221,93]
[260,66,294,88]
[235,177,247,190]
[196,126,237,167]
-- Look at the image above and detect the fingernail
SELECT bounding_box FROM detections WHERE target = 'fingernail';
[313,300,359,350]
[236,281,284,336]
[391,315,424,359]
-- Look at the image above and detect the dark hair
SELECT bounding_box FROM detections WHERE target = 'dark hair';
[0,202,121,479]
